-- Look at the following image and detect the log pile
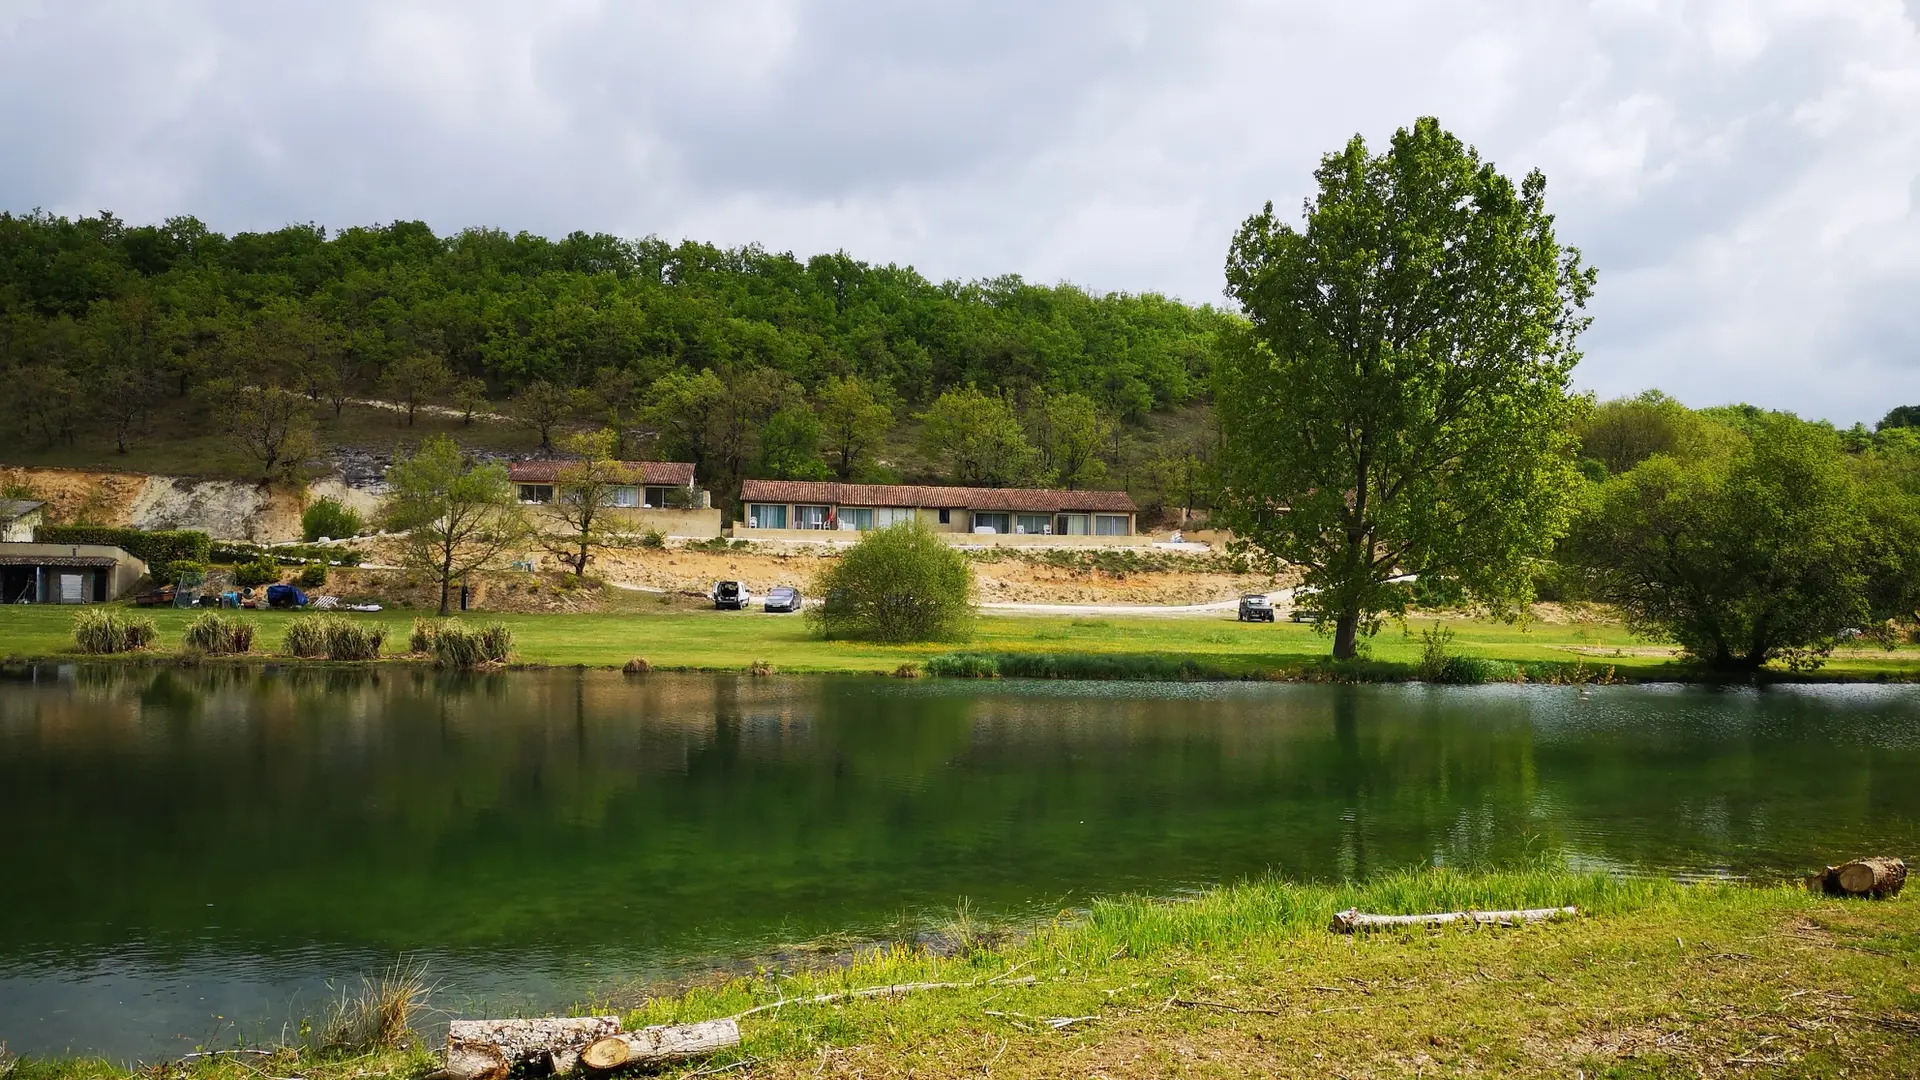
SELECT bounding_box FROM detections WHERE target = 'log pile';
[1810,856,1907,899]
[436,1015,739,1080]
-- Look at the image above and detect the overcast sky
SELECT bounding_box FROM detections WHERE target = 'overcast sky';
[4,1,1919,423]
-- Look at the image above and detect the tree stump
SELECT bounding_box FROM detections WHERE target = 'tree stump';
[1812,857,1907,899]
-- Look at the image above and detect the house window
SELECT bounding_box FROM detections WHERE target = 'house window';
[1094,514,1130,536]
[610,485,641,507]
[644,486,670,508]
[876,507,916,528]
[938,508,951,525]
[971,512,1011,534]
[518,484,554,504]
[839,507,875,531]
[748,503,787,529]
[1015,514,1051,535]
[1056,513,1090,536]
[794,504,832,530]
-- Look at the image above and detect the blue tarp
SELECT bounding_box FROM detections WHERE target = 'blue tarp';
[265,584,307,608]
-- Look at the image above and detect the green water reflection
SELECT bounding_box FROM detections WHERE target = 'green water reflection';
[0,667,1915,1057]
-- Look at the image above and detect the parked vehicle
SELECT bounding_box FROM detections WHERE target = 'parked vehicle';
[763,586,802,613]
[1288,588,1325,623]
[1237,593,1275,622]
[711,580,751,610]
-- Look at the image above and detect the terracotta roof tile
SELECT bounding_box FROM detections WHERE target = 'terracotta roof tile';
[737,480,1135,514]
[508,460,696,486]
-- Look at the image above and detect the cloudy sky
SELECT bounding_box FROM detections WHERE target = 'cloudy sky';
[4,1,1919,423]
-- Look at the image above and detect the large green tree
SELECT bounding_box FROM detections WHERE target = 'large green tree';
[917,386,1045,488]
[816,374,894,480]
[1567,415,1920,671]
[1216,118,1595,659]
[382,436,529,615]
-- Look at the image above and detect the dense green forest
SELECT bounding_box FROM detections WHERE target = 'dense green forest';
[0,210,1231,507]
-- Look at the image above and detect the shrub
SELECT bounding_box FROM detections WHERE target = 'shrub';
[749,659,774,676]
[298,562,328,587]
[809,520,975,643]
[891,662,921,678]
[233,557,281,588]
[1427,656,1522,684]
[638,528,666,549]
[429,620,513,668]
[183,612,255,655]
[622,656,652,674]
[408,618,438,654]
[925,652,1000,678]
[1417,624,1456,681]
[71,609,157,654]
[36,526,210,583]
[302,497,364,542]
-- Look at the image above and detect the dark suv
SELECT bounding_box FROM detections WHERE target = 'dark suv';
[1237,593,1275,622]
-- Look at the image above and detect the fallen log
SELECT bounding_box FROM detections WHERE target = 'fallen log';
[1330,905,1578,933]
[1811,857,1907,899]
[443,1016,621,1080]
[439,1015,735,1080]
[578,1020,741,1072]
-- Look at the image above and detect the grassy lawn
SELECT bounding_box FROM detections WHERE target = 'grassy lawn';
[16,868,1918,1078]
[5,603,1920,680]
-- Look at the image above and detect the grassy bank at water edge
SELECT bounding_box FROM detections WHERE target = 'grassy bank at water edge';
[12,868,1918,1079]
[7,604,1920,681]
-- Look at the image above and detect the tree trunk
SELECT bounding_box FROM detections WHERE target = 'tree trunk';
[1333,609,1359,659]
[579,1021,740,1072]
[1812,857,1906,899]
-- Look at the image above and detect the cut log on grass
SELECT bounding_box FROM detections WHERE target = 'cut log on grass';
[579,1020,741,1071]
[1812,857,1907,899]
[442,1016,620,1080]
[1330,905,1578,933]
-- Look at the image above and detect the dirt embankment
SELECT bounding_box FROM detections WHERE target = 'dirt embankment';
[343,541,1273,611]
[593,546,1273,606]
[1,465,307,541]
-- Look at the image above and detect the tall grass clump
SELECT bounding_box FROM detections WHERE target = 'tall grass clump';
[409,618,438,654]
[71,608,157,654]
[182,612,255,655]
[317,958,434,1052]
[285,615,386,661]
[429,620,513,668]
[285,616,330,657]
[810,520,975,643]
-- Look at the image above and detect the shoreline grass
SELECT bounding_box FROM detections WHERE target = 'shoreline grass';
[4,604,1920,683]
[12,867,1916,1079]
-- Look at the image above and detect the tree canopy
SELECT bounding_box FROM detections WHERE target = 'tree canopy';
[1215,117,1594,659]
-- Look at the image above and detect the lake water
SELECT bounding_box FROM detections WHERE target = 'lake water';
[2,666,1917,1059]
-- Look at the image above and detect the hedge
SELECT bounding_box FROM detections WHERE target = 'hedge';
[34,525,211,582]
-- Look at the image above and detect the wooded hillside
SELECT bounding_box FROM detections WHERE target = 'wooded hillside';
[0,210,1231,509]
